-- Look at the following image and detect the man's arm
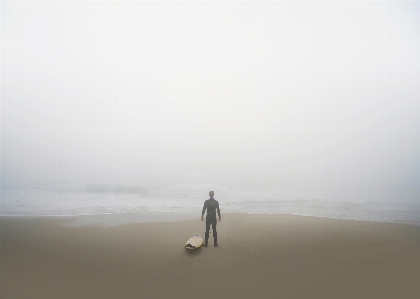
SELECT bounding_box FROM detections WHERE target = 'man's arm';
[201,200,207,220]
[217,202,221,222]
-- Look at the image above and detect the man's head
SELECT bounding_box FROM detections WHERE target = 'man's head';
[209,191,214,198]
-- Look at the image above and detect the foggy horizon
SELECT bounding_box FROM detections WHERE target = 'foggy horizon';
[2,1,420,201]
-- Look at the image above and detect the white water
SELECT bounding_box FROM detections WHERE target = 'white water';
[1,184,419,225]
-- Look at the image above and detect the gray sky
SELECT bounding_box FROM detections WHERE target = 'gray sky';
[1,1,420,199]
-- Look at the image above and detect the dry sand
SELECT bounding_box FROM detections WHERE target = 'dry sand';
[1,214,419,299]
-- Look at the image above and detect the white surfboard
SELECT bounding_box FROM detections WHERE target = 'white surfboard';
[185,233,204,250]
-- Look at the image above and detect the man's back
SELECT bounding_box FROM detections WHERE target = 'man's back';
[202,198,220,218]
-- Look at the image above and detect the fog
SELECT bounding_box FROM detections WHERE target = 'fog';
[1,1,420,201]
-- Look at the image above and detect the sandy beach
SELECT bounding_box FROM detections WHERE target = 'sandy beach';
[1,214,419,299]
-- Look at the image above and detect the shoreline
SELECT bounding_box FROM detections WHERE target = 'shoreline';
[1,211,419,227]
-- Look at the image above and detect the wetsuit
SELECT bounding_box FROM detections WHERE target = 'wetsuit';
[202,198,221,245]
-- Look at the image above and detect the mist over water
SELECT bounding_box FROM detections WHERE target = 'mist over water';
[1,183,419,225]
[1,1,420,223]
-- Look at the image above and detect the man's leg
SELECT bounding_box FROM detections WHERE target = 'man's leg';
[205,217,211,246]
[212,218,218,247]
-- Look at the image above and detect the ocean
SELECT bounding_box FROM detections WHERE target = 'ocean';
[1,184,419,225]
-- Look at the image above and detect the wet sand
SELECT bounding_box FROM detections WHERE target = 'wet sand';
[1,214,419,299]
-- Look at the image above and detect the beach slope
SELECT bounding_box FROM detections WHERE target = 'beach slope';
[1,214,419,299]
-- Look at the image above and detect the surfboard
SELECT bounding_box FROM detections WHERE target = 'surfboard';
[185,233,204,250]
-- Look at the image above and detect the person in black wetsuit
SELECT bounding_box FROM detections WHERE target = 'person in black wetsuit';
[201,190,221,247]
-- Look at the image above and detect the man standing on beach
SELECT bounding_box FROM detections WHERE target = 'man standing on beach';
[201,190,221,247]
